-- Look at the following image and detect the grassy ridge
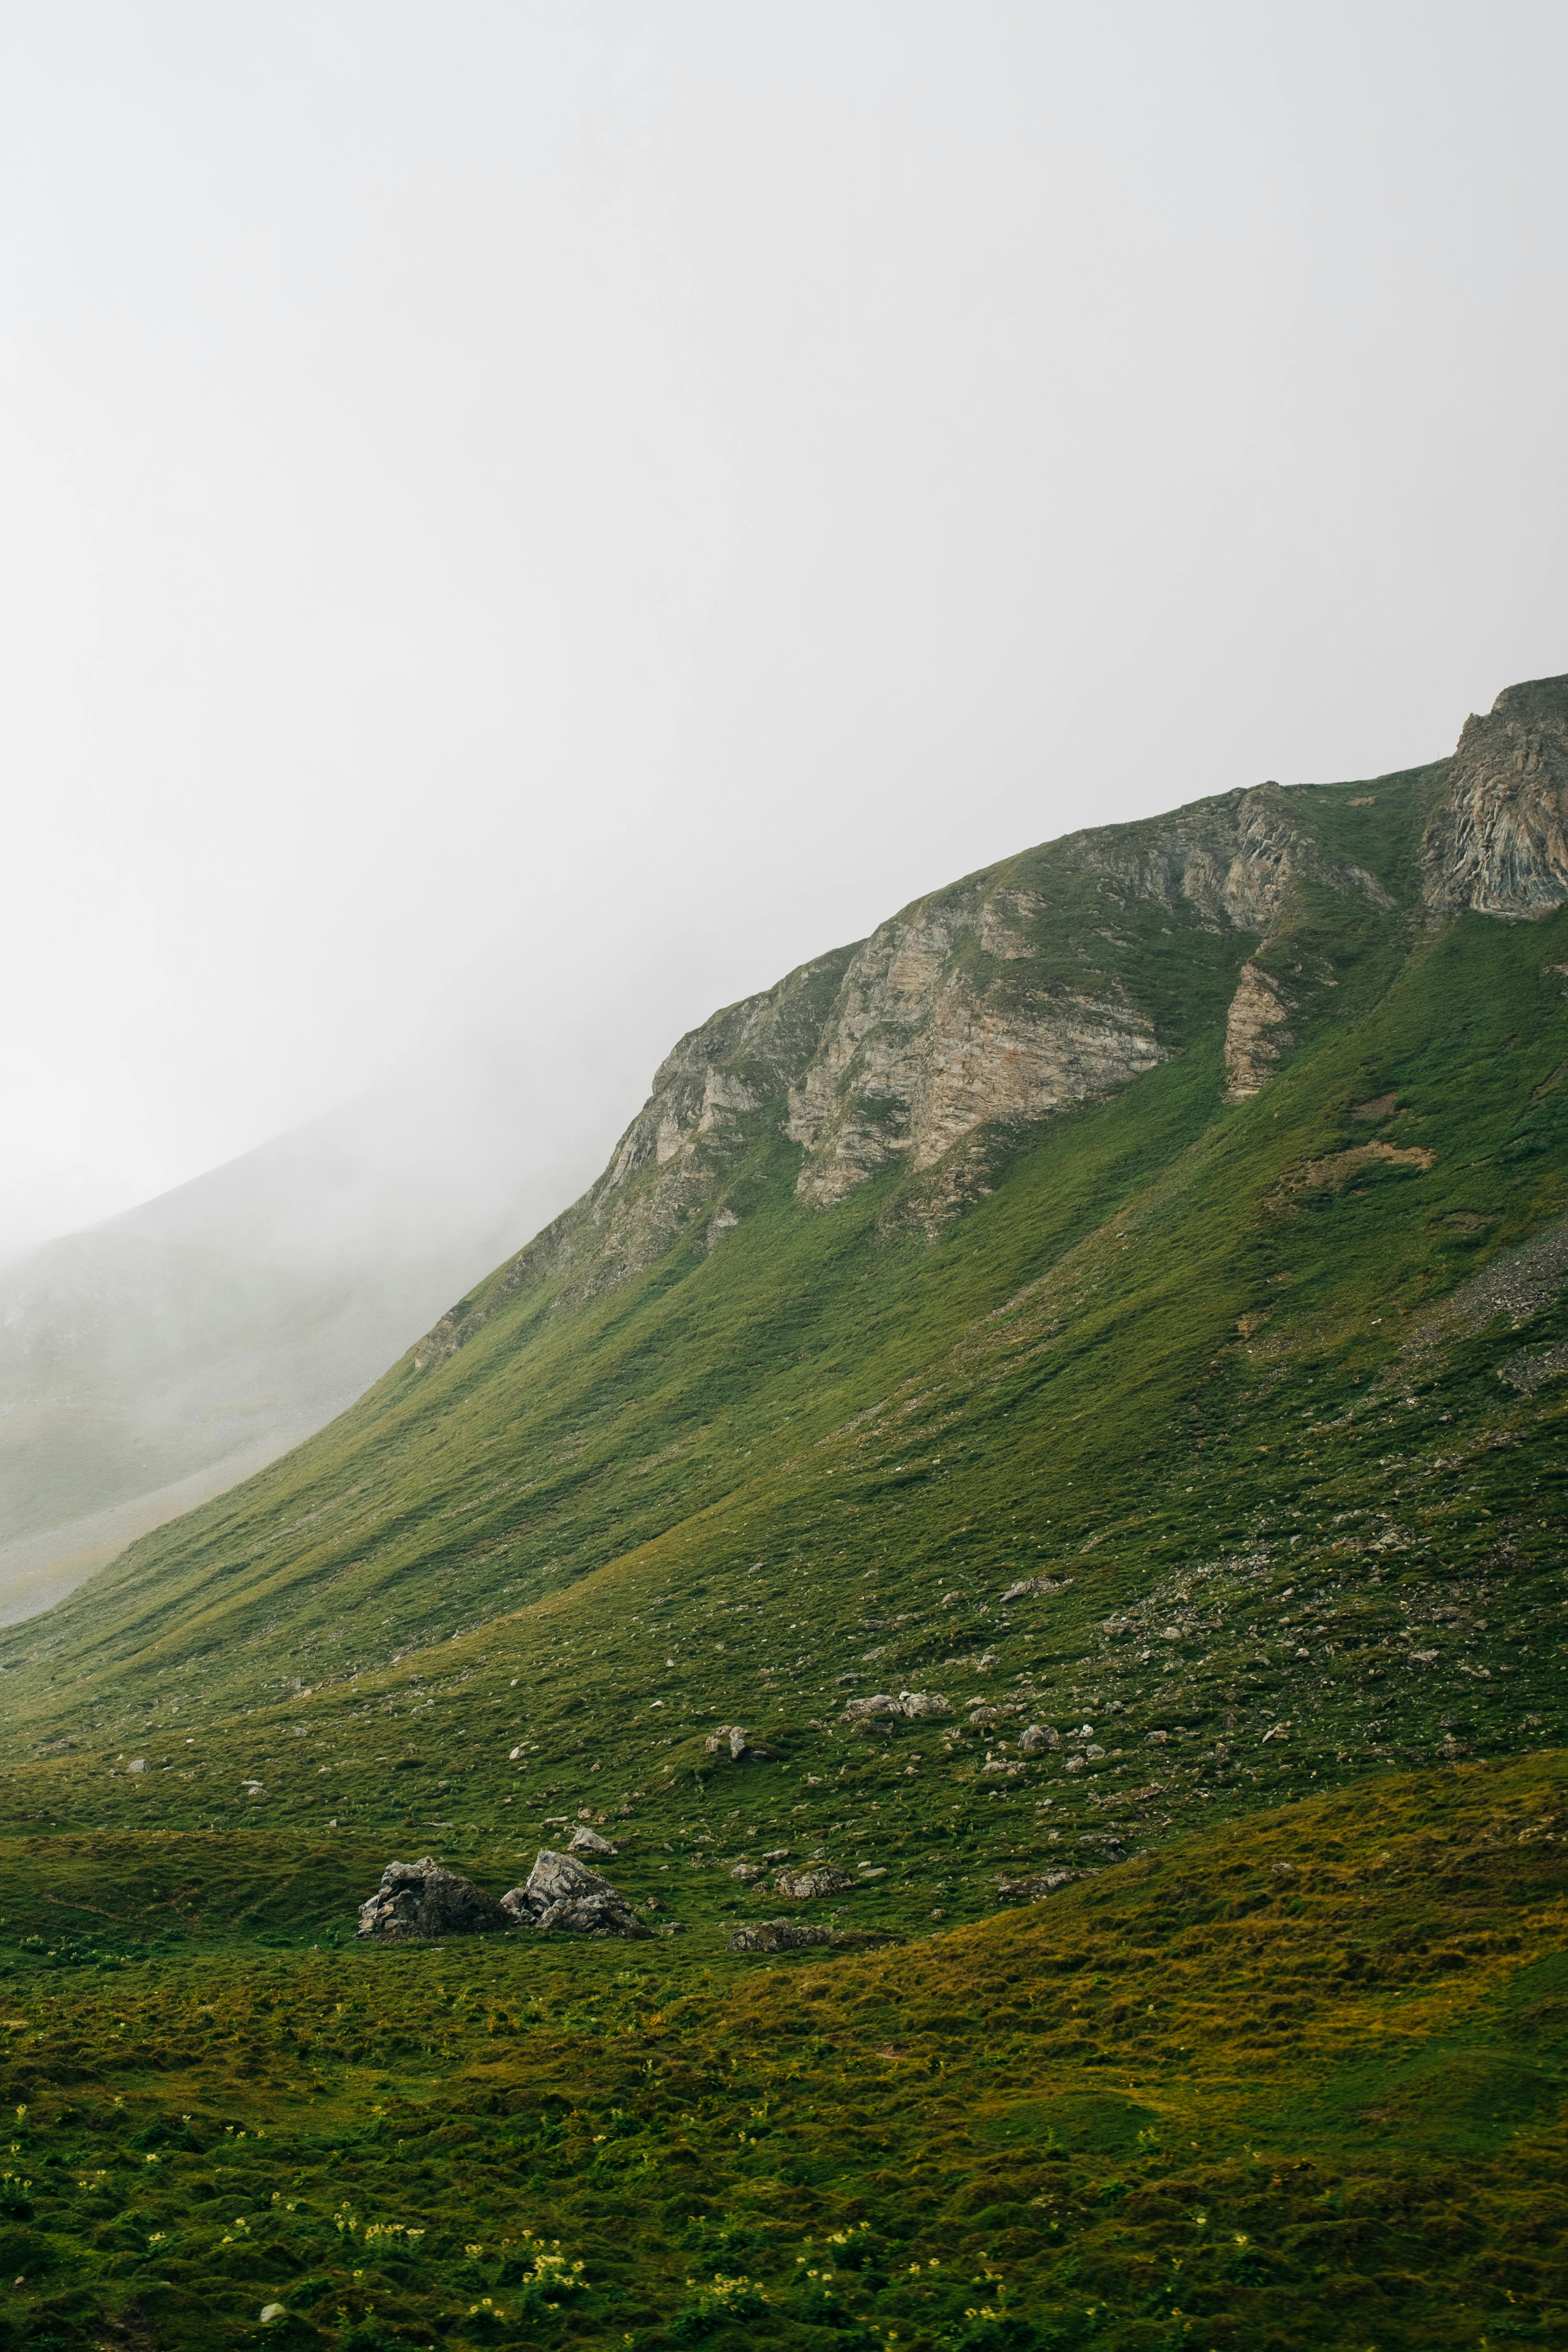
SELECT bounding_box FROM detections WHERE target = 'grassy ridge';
[1,752,1567,2343]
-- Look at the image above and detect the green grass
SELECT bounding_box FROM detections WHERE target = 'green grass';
[0,1755,1563,2348]
[1,748,1567,2342]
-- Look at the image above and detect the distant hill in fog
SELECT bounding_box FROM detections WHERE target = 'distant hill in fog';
[0,1034,610,1623]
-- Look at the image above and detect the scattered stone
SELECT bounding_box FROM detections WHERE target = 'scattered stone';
[1000,1577,1071,1603]
[982,1758,1025,1776]
[127,1759,148,1776]
[761,1847,791,1862]
[1064,1755,1087,1774]
[897,1690,952,1720]
[776,1864,856,1901]
[841,1687,953,1724]
[1019,1724,1060,1754]
[857,1865,888,1878]
[731,1862,764,1882]
[569,1826,616,1856]
[727,1919,904,1954]
[704,1722,774,1760]
[841,1693,900,1722]
[500,1848,653,1940]
[1145,1730,1169,1745]
[357,1857,511,1943]
[995,1868,1088,1900]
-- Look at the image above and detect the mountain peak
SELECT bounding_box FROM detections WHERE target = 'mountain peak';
[1423,669,1568,919]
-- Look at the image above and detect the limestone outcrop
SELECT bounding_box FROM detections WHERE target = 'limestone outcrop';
[1422,674,1568,918]
[412,683,1568,1372]
[501,1847,652,1939]
[1223,961,1296,1102]
[357,1857,511,1942]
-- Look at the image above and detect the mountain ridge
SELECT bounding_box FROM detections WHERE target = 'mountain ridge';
[1,674,1566,2351]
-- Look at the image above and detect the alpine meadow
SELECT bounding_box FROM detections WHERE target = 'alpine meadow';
[3,675,1568,2352]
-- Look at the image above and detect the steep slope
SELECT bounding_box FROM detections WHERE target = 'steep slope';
[0,678,1563,1830]
[2,674,1567,2351]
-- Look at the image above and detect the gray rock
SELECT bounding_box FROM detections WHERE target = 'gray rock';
[841,1689,950,1724]
[1019,1723,1060,1754]
[999,1577,1071,1603]
[704,1722,773,1760]
[727,1918,905,1954]
[500,1847,653,1940]
[569,1826,616,1856]
[357,1857,511,1943]
[995,1867,1089,1901]
[775,1864,856,1901]
[730,1861,764,1882]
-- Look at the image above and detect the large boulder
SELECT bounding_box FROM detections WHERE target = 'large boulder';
[569,1825,616,1856]
[775,1864,856,1901]
[357,1857,511,1942]
[1019,1723,1060,1754]
[728,1919,904,1954]
[501,1847,653,1940]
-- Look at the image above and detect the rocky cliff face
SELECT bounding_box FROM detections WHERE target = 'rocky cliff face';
[1422,673,1568,919]
[414,674,1568,1372]
[416,791,1393,1368]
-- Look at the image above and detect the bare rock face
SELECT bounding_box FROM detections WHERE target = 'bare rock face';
[1423,674,1568,918]
[1223,961,1296,1102]
[727,1919,904,1954]
[501,1847,653,1940]
[776,1864,856,1901]
[356,1857,511,1942]
[408,759,1409,1370]
[784,908,1164,1211]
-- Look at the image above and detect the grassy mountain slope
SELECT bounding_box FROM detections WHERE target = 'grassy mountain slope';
[2,678,1567,2346]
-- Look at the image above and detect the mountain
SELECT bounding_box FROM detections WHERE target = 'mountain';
[0,1034,609,1625]
[0,674,1564,2351]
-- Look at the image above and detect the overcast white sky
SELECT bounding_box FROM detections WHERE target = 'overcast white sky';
[2,0,1566,1258]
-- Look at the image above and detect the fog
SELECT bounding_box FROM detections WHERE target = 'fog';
[2,0,1566,1262]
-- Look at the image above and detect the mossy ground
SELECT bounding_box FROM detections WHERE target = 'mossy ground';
[0,1756,1564,2348]
[1,767,1566,2342]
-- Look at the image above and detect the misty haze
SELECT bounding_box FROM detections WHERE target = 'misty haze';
[1,8,1566,2349]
